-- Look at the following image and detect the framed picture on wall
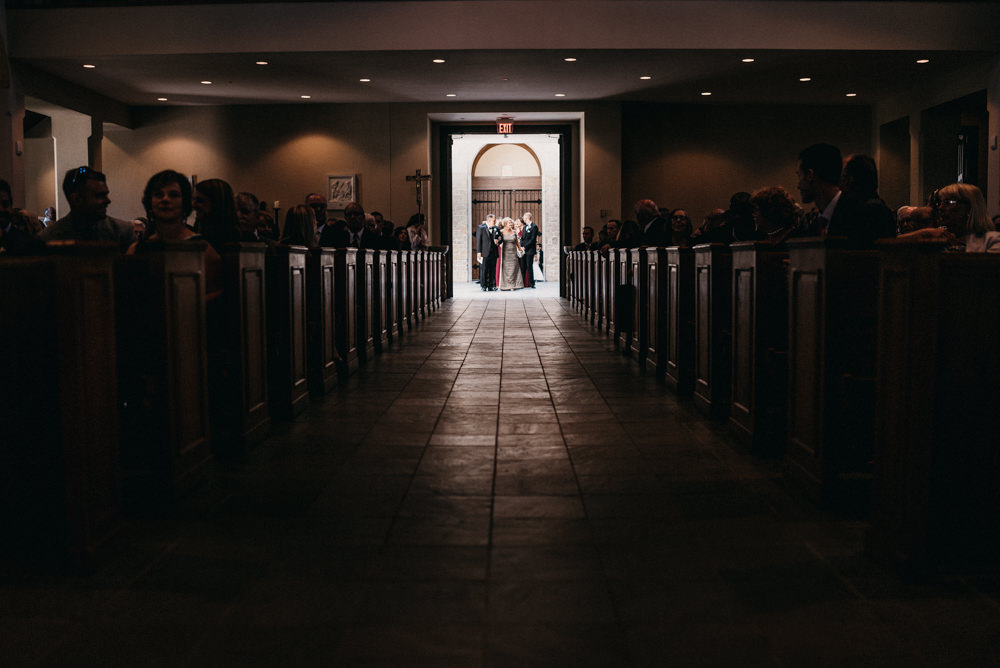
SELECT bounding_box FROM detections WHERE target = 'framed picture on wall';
[327,175,357,210]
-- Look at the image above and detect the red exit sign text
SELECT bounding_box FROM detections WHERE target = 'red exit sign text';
[497,121,513,134]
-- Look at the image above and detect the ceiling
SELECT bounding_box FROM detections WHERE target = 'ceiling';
[7,1,1000,109]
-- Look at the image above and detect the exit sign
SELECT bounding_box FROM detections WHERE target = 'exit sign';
[497,120,513,135]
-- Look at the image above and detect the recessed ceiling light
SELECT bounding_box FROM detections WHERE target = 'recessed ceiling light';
[701,91,712,96]
[432,59,446,64]
[846,92,858,97]
[300,95,311,99]
[200,80,212,85]
[82,64,96,69]
[554,93,566,97]
[742,58,755,63]
[799,77,812,82]
[256,61,268,66]
[157,97,168,101]
[916,59,930,64]
[359,78,371,83]
[640,76,652,80]
[446,93,457,97]
[564,58,577,62]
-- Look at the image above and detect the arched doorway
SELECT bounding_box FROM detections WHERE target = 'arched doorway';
[448,133,561,284]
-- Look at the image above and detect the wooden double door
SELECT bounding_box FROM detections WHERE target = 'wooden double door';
[470,189,541,280]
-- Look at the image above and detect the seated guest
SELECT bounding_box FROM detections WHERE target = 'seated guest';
[257,207,278,241]
[393,226,409,250]
[344,202,380,249]
[574,225,599,251]
[407,213,428,250]
[39,166,134,251]
[132,217,148,242]
[751,186,802,247]
[599,219,620,252]
[728,191,760,242]
[193,178,239,252]
[669,209,694,247]
[901,183,999,252]
[691,208,731,244]
[280,204,317,248]
[128,169,223,298]
[372,210,394,249]
[840,153,896,240]
[235,192,264,242]
[636,199,668,247]
[908,206,935,233]
[615,220,642,248]
[896,205,917,235]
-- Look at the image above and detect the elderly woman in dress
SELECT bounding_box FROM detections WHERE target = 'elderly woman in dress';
[900,183,999,252]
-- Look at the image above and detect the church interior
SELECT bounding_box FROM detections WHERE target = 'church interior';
[2,1,1000,665]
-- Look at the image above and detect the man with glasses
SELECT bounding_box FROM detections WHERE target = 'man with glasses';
[39,166,134,252]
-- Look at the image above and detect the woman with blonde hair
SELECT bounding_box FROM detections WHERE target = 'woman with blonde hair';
[497,216,524,291]
[901,183,999,252]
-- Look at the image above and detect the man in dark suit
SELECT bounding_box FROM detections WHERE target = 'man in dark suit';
[635,198,668,247]
[796,143,891,249]
[477,213,499,291]
[341,201,380,248]
[573,225,600,251]
[520,212,539,288]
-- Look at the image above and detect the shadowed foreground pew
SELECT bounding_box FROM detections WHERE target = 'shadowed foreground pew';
[334,248,359,376]
[116,242,212,505]
[357,249,376,363]
[663,246,695,394]
[306,247,338,395]
[786,237,879,511]
[729,242,789,456]
[598,249,610,333]
[615,248,633,351]
[629,247,649,362]
[399,250,413,332]
[210,243,270,459]
[693,243,733,419]
[0,243,121,566]
[870,241,1000,576]
[266,245,309,420]
[372,249,389,353]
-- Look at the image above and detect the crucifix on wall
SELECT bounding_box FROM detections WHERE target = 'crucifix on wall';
[406,168,432,217]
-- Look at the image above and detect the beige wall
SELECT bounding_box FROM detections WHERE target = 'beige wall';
[621,103,873,223]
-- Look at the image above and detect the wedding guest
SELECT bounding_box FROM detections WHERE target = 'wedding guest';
[407,213,429,250]
[669,209,693,247]
[574,226,599,251]
[599,219,620,252]
[39,166,133,251]
[635,199,668,247]
[280,204,317,247]
[0,180,44,255]
[900,183,999,252]
[193,178,239,252]
[751,186,802,247]
[615,220,642,248]
[520,211,539,287]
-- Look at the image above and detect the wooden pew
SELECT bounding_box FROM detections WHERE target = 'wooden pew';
[399,250,414,331]
[265,245,309,420]
[385,249,400,343]
[663,246,695,394]
[615,248,633,351]
[306,247,338,395]
[598,250,610,334]
[211,243,271,459]
[0,243,121,567]
[729,242,788,456]
[334,248,359,376]
[372,249,389,353]
[356,249,376,363]
[629,247,649,362]
[869,241,1000,576]
[584,250,594,322]
[693,243,733,419]
[605,249,619,338]
[785,238,879,510]
[116,242,212,505]
[645,247,666,375]
[413,251,426,322]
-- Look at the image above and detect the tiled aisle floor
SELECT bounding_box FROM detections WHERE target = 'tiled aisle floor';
[5,283,1000,667]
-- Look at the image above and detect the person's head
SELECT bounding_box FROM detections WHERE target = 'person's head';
[618,220,640,245]
[395,226,408,244]
[993,214,1000,228]
[500,217,513,232]
[235,192,260,235]
[0,178,12,226]
[935,182,992,236]
[371,211,386,232]
[797,143,843,203]
[142,169,192,226]
[750,186,798,234]
[43,206,55,221]
[670,209,691,233]
[193,178,237,241]
[523,211,533,225]
[486,213,496,228]
[283,204,316,247]
[909,206,935,232]
[364,213,378,233]
[407,212,425,229]
[598,226,609,243]
[305,192,327,225]
[344,201,365,232]
[132,217,147,239]
[514,218,524,232]
[62,166,110,222]
[634,199,659,226]
[840,154,880,201]
[896,205,917,234]
[606,219,621,240]
[582,226,594,244]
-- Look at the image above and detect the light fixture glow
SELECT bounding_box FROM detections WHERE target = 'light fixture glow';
[640,76,652,80]
[200,80,212,85]
[359,78,371,82]
[256,61,268,66]
[564,58,577,62]
[742,58,755,63]
[701,91,712,96]
[916,59,930,64]
[846,92,858,97]
[433,59,446,64]
[446,93,457,97]
[82,64,96,69]
[799,77,812,82]
[157,97,168,101]
[300,95,311,99]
